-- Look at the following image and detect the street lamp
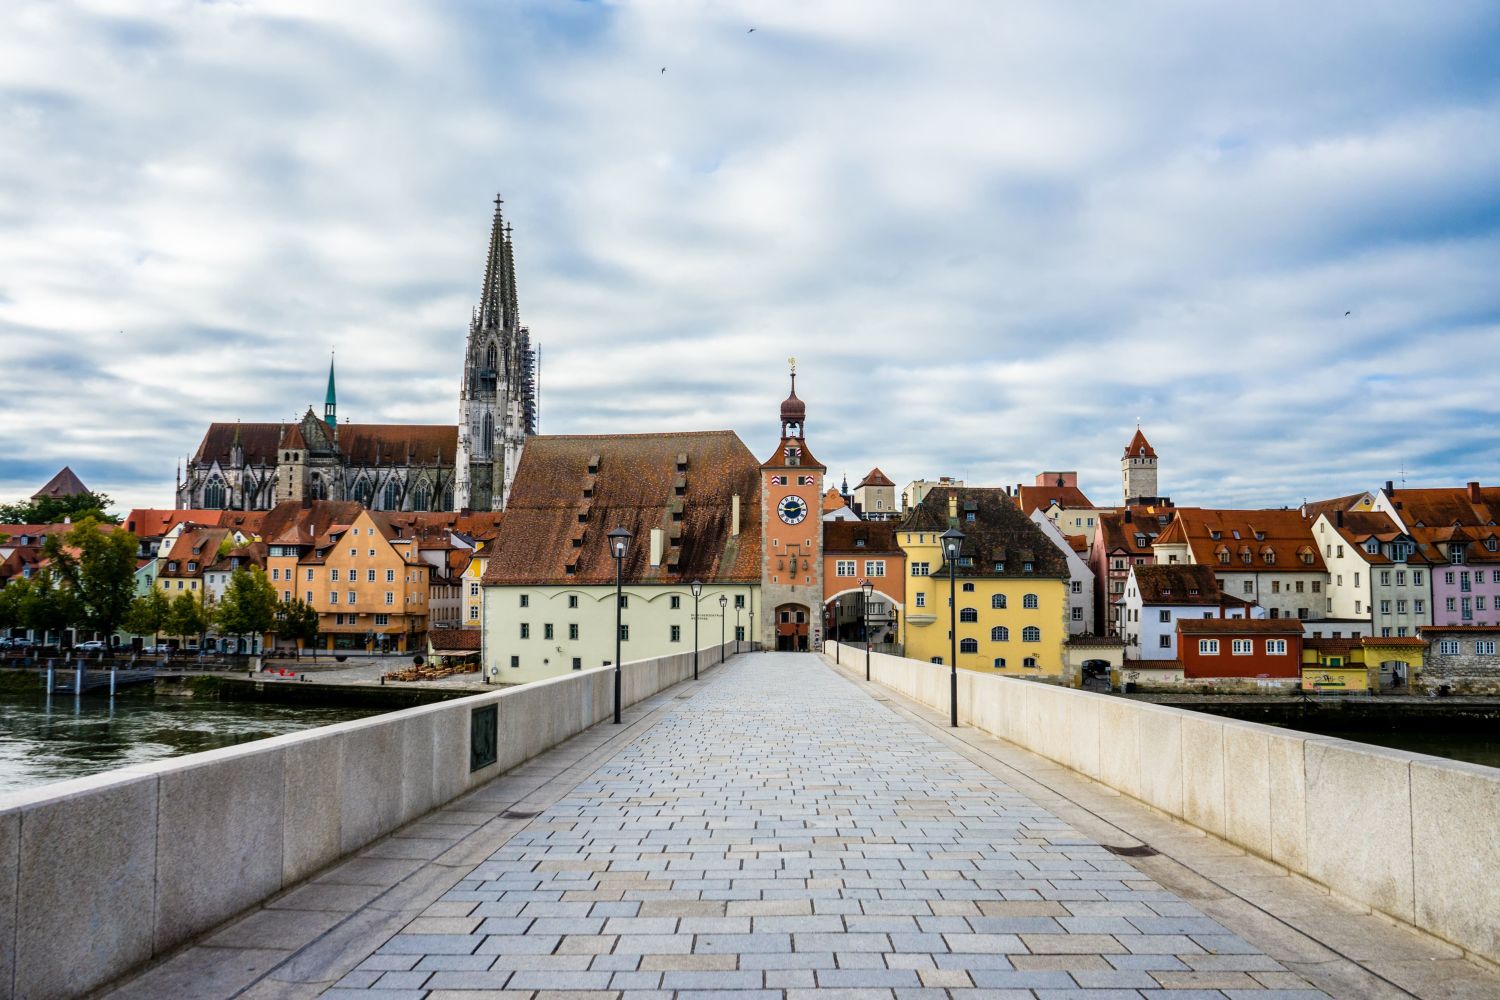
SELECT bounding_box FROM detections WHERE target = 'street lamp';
[735,601,741,654]
[861,578,874,681]
[941,527,965,728]
[608,526,632,724]
[748,600,755,652]
[718,594,728,662]
[690,580,703,681]
[833,597,840,664]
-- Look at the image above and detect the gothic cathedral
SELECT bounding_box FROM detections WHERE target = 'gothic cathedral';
[177,196,536,513]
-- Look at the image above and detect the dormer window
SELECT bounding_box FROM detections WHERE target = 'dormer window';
[1023,561,1033,573]
[188,561,197,572]
[1451,545,1466,565]
[1210,531,1221,541]
[1134,534,1146,547]
[993,561,1005,572]
[1262,548,1276,565]
[1487,538,1498,552]
[1366,539,1379,555]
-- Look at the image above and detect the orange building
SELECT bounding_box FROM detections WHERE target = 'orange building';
[303,510,431,652]
[823,521,905,644]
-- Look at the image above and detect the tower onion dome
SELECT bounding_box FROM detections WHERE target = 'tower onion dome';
[780,374,806,425]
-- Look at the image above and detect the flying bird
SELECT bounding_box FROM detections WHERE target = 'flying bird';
[1344,310,1351,316]
[661,66,666,73]
[748,27,756,32]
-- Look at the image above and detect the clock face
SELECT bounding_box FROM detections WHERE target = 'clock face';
[777,495,809,525]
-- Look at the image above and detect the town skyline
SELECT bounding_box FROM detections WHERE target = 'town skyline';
[2,2,1497,511]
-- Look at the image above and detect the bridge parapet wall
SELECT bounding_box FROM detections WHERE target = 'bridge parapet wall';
[826,642,1500,970]
[0,643,734,1000]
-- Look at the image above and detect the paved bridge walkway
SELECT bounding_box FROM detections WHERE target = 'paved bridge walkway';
[106,653,1500,1000]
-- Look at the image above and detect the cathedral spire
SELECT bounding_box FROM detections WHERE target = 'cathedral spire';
[324,353,337,430]
[478,194,508,331]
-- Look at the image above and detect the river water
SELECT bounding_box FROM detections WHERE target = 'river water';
[0,695,380,795]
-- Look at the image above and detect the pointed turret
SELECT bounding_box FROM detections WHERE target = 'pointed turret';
[478,195,508,332]
[324,354,337,431]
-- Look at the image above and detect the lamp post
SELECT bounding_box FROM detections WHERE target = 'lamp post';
[735,602,741,654]
[690,580,702,681]
[718,594,728,661]
[940,527,965,728]
[608,526,632,724]
[861,578,874,682]
[833,597,840,663]
[749,604,755,652]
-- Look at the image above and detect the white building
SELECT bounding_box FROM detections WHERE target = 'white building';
[1313,511,1432,639]
[1119,564,1259,661]
[1029,509,1095,635]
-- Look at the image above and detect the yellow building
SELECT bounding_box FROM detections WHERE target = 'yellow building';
[464,543,489,627]
[899,487,1071,677]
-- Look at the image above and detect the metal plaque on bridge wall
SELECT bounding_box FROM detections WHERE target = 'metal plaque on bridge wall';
[470,704,498,771]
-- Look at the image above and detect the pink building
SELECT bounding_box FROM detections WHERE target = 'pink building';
[1380,483,1500,628]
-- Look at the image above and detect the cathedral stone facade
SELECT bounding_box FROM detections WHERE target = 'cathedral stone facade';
[177,197,536,513]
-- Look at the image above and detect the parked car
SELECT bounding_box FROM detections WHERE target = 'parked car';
[74,640,109,652]
[144,644,175,655]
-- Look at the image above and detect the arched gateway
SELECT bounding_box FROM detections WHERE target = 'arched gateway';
[758,361,827,652]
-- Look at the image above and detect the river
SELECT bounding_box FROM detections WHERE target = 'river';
[0,695,381,795]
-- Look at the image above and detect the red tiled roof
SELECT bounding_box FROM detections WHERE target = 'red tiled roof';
[1123,428,1156,459]
[191,422,458,466]
[1325,511,1433,566]
[1177,618,1302,634]
[898,487,1070,580]
[1167,508,1326,572]
[430,628,482,652]
[1015,484,1096,516]
[857,467,895,488]
[822,489,849,514]
[1301,493,1371,519]
[484,431,762,586]
[1389,485,1500,530]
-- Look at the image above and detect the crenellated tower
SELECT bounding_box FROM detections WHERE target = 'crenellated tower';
[456,195,537,511]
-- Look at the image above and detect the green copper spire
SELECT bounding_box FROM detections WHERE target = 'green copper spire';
[324,353,337,429]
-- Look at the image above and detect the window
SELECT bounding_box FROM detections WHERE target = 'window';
[307,569,315,581]
[864,561,885,577]
[911,562,930,576]
[1271,580,1280,594]
[962,582,975,592]
[1022,626,1040,642]
[469,606,479,620]
[385,592,394,605]
[1023,657,1039,669]
[1445,571,1456,585]
[1447,597,1457,612]
[836,560,856,577]
[1312,581,1321,593]
[1451,546,1466,565]
[1478,640,1497,656]
[1380,570,1391,586]
[382,569,392,583]
[1243,581,1254,594]
[306,591,313,603]
[329,591,338,604]
[1397,626,1407,637]
[1232,639,1252,655]
[1158,610,1171,623]
[1158,634,1172,648]
[568,595,579,609]
[510,655,519,669]
[991,626,1009,641]
[915,593,926,608]
[959,608,978,622]
[1266,639,1287,655]
[619,624,630,642]
[1071,580,1082,594]
[619,594,629,609]
[520,623,529,639]
[1380,600,1392,615]
[347,591,356,605]
[349,548,357,558]
[1199,639,1220,655]
[1413,571,1424,585]
[1438,640,1460,656]
[374,613,389,626]
[735,594,745,608]
[568,623,579,640]
[1023,593,1038,609]
[271,568,280,581]
[670,625,681,642]
[330,569,340,582]
[991,594,1007,609]
[959,638,978,653]
[993,657,1006,668]
[544,623,554,640]
[367,569,376,582]
[519,594,529,608]
[1071,607,1083,621]
[1294,580,1304,593]
[670,595,681,610]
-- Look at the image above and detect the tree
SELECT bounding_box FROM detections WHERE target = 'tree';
[274,597,320,650]
[43,519,139,644]
[214,567,277,652]
[0,579,27,634]
[0,491,120,525]
[123,587,171,647]
[14,568,82,646]
[164,591,206,644]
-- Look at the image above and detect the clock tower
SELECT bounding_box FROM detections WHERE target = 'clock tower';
[760,360,826,651]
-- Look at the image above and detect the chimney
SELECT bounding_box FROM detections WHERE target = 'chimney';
[649,528,664,567]
[731,494,740,536]
[948,494,958,524]
[1385,480,1394,493]
[1468,481,1481,503]
[1124,509,1132,524]
[1336,510,1344,528]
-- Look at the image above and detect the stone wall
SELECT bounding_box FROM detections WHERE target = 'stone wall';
[826,641,1500,969]
[1423,644,1500,695]
[0,642,734,1000]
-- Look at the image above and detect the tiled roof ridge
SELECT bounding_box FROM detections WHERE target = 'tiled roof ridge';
[529,429,740,441]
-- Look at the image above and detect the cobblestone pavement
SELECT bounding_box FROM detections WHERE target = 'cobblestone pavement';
[327,653,1328,999]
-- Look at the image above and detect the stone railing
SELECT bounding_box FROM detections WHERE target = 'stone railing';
[825,642,1500,969]
[0,643,734,1000]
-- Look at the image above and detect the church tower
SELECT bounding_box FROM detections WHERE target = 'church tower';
[455,195,537,511]
[759,360,826,651]
[1122,425,1158,504]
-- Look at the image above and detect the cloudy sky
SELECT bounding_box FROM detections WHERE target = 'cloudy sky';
[2,0,1498,514]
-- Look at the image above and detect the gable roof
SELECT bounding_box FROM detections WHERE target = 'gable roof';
[1301,492,1372,520]
[899,486,1069,580]
[1164,508,1325,572]
[1132,564,1223,605]
[823,521,902,555]
[1387,484,1500,529]
[856,467,895,488]
[1098,506,1175,555]
[1177,618,1302,635]
[32,466,90,499]
[1015,484,1095,516]
[484,431,762,586]
[822,488,851,514]
[191,421,458,467]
